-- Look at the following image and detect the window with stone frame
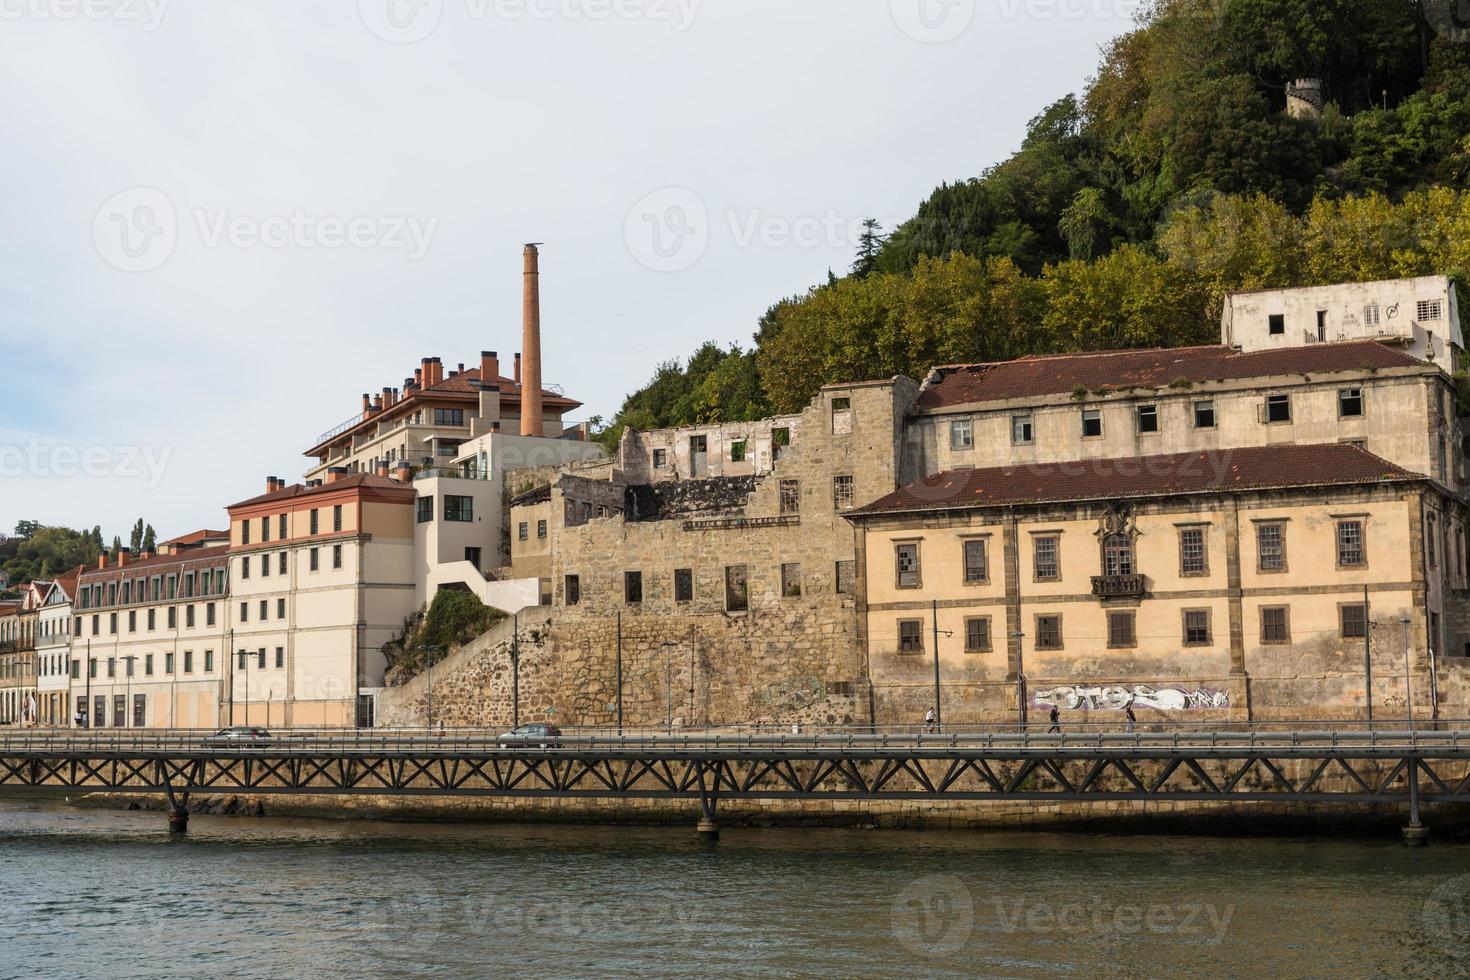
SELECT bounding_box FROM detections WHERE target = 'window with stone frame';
[1136,404,1159,434]
[1336,520,1366,567]
[1340,604,1368,639]
[831,397,852,434]
[1193,400,1216,429]
[652,449,668,469]
[898,619,924,654]
[1261,606,1290,644]
[1178,527,1207,576]
[962,538,989,584]
[964,616,992,653]
[1103,534,1135,576]
[772,427,791,461]
[564,575,581,607]
[1033,535,1060,581]
[779,480,800,515]
[833,475,854,511]
[895,543,921,589]
[724,565,749,612]
[623,571,643,604]
[729,441,746,463]
[1257,523,1286,571]
[1183,609,1211,645]
[1081,410,1103,438]
[1035,615,1063,650]
[1428,515,1438,569]
[1107,610,1136,648]
[781,563,802,598]
[835,560,856,597]
[950,418,974,451]
[1011,414,1034,445]
[1338,387,1364,418]
[674,569,694,603]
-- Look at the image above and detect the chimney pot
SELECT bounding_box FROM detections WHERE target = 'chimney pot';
[97,555,107,570]
[481,350,501,384]
[414,368,423,387]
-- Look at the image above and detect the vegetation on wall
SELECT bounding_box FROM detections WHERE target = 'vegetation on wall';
[383,589,509,684]
[603,0,1470,427]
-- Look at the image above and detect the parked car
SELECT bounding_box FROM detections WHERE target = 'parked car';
[203,727,273,748]
[497,724,563,747]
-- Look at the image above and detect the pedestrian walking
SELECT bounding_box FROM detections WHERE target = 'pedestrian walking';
[1125,707,1137,734]
[1048,705,1061,734]
[923,707,936,734]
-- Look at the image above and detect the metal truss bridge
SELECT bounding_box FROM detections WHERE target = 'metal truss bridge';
[2,726,1467,840]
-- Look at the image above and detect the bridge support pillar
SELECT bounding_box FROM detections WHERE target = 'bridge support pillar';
[1402,758,1428,846]
[697,817,720,841]
[168,807,190,834]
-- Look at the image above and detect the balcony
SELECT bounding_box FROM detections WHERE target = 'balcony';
[1091,574,1146,599]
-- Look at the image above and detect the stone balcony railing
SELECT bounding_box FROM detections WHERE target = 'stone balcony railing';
[1091,574,1147,599]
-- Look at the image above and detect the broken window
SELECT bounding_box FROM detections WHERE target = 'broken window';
[895,543,920,588]
[831,397,852,434]
[1035,615,1062,650]
[729,440,747,463]
[964,617,991,653]
[1194,401,1216,429]
[962,539,988,583]
[1265,395,1291,424]
[689,436,708,475]
[1136,404,1159,434]
[781,563,802,598]
[772,427,790,462]
[623,571,643,604]
[1081,410,1102,438]
[835,560,855,596]
[1337,520,1365,567]
[950,419,973,451]
[674,568,694,603]
[779,480,800,515]
[898,619,923,654]
[1257,523,1286,571]
[1268,313,1285,335]
[832,475,854,511]
[1179,527,1207,576]
[565,574,580,607]
[1011,414,1034,445]
[1338,387,1363,418]
[652,449,668,470]
[724,565,748,612]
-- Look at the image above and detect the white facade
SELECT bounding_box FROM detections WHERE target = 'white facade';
[1222,275,1462,364]
[36,583,74,725]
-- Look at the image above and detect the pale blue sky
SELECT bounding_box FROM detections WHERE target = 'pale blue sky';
[0,0,1135,538]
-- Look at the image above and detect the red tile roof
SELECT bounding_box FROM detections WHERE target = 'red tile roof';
[916,341,1424,410]
[228,473,414,510]
[159,529,228,548]
[847,444,1422,517]
[78,545,231,582]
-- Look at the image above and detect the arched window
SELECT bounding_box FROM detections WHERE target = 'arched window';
[1103,533,1134,577]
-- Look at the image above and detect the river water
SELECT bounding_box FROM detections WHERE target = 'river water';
[1,799,1468,978]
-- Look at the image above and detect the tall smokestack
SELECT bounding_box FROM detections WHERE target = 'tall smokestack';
[521,243,544,437]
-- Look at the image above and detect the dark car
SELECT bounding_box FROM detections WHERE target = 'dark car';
[497,724,563,747]
[203,726,272,748]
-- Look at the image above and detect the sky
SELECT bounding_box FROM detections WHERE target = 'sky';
[0,0,1138,541]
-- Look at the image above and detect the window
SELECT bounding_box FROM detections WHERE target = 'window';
[275,647,284,669]
[537,520,547,539]
[1261,606,1290,644]
[278,552,286,574]
[830,396,852,433]
[333,505,343,532]
[950,419,974,451]
[310,508,319,534]
[1364,302,1381,328]
[261,555,270,577]
[168,607,177,629]
[258,649,266,670]
[772,427,790,461]
[689,435,708,473]
[204,650,214,673]
[780,480,800,515]
[128,611,136,633]
[109,612,117,634]
[146,654,155,676]
[1011,414,1034,445]
[261,516,270,542]
[624,571,643,604]
[1268,313,1285,335]
[668,568,694,603]
[465,547,482,570]
[1107,611,1136,648]
[444,496,474,522]
[237,650,247,670]
[332,545,343,569]
[1035,615,1063,650]
[1136,405,1159,434]
[1337,520,1365,567]
[1103,534,1134,577]
[241,556,250,579]
[310,548,319,572]
[725,565,749,612]
[239,602,248,622]
[241,520,250,545]
[963,538,989,584]
[1183,610,1212,646]
[964,617,991,653]
[833,476,854,511]
[1192,400,1215,429]
[1418,299,1444,321]
[147,609,156,631]
[835,560,856,597]
[652,449,668,469]
[1339,387,1364,418]
[895,543,921,588]
[1257,523,1286,572]
[277,598,286,619]
[1081,410,1103,438]
[417,497,434,523]
[1428,515,1438,569]
[434,408,465,426]
[279,514,288,539]
[1179,527,1207,576]
[107,658,116,678]
[186,605,195,628]
[259,600,268,620]
[565,575,581,606]
[1033,535,1060,581]
[1265,395,1291,424]
[781,563,802,598]
[729,441,746,463]
[898,620,924,654]
[1341,604,1368,639]
[518,522,529,541]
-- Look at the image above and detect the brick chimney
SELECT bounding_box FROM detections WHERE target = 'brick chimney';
[394,461,413,483]
[481,350,500,382]
[375,461,390,478]
[117,548,130,567]
[414,367,423,388]
[362,393,372,419]
[97,555,107,570]
[382,386,394,409]
[326,467,347,484]
[514,352,521,384]
[521,244,544,437]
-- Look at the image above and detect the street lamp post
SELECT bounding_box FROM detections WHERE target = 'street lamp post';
[1011,630,1027,729]
[422,645,441,731]
[1402,616,1415,733]
[659,642,677,734]
[121,655,138,729]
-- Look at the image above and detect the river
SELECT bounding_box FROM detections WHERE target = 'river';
[1,798,1468,978]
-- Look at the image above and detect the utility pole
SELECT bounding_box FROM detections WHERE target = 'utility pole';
[84,638,91,729]
[931,599,942,732]
[1363,584,1373,725]
[615,611,623,735]
[1402,616,1415,733]
[511,613,520,729]
[688,625,695,729]
[424,645,439,731]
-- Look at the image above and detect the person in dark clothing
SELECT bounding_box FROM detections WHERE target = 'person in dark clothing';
[1047,705,1060,733]
[1125,707,1137,734]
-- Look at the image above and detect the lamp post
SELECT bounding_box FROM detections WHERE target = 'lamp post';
[1402,616,1415,733]
[1011,630,1027,730]
[121,655,138,729]
[931,600,953,733]
[659,642,678,734]
[422,645,441,731]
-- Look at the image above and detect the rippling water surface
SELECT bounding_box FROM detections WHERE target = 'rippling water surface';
[3,799,1470,978]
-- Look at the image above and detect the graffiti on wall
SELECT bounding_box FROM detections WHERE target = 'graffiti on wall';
[1031,685,1230,712]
